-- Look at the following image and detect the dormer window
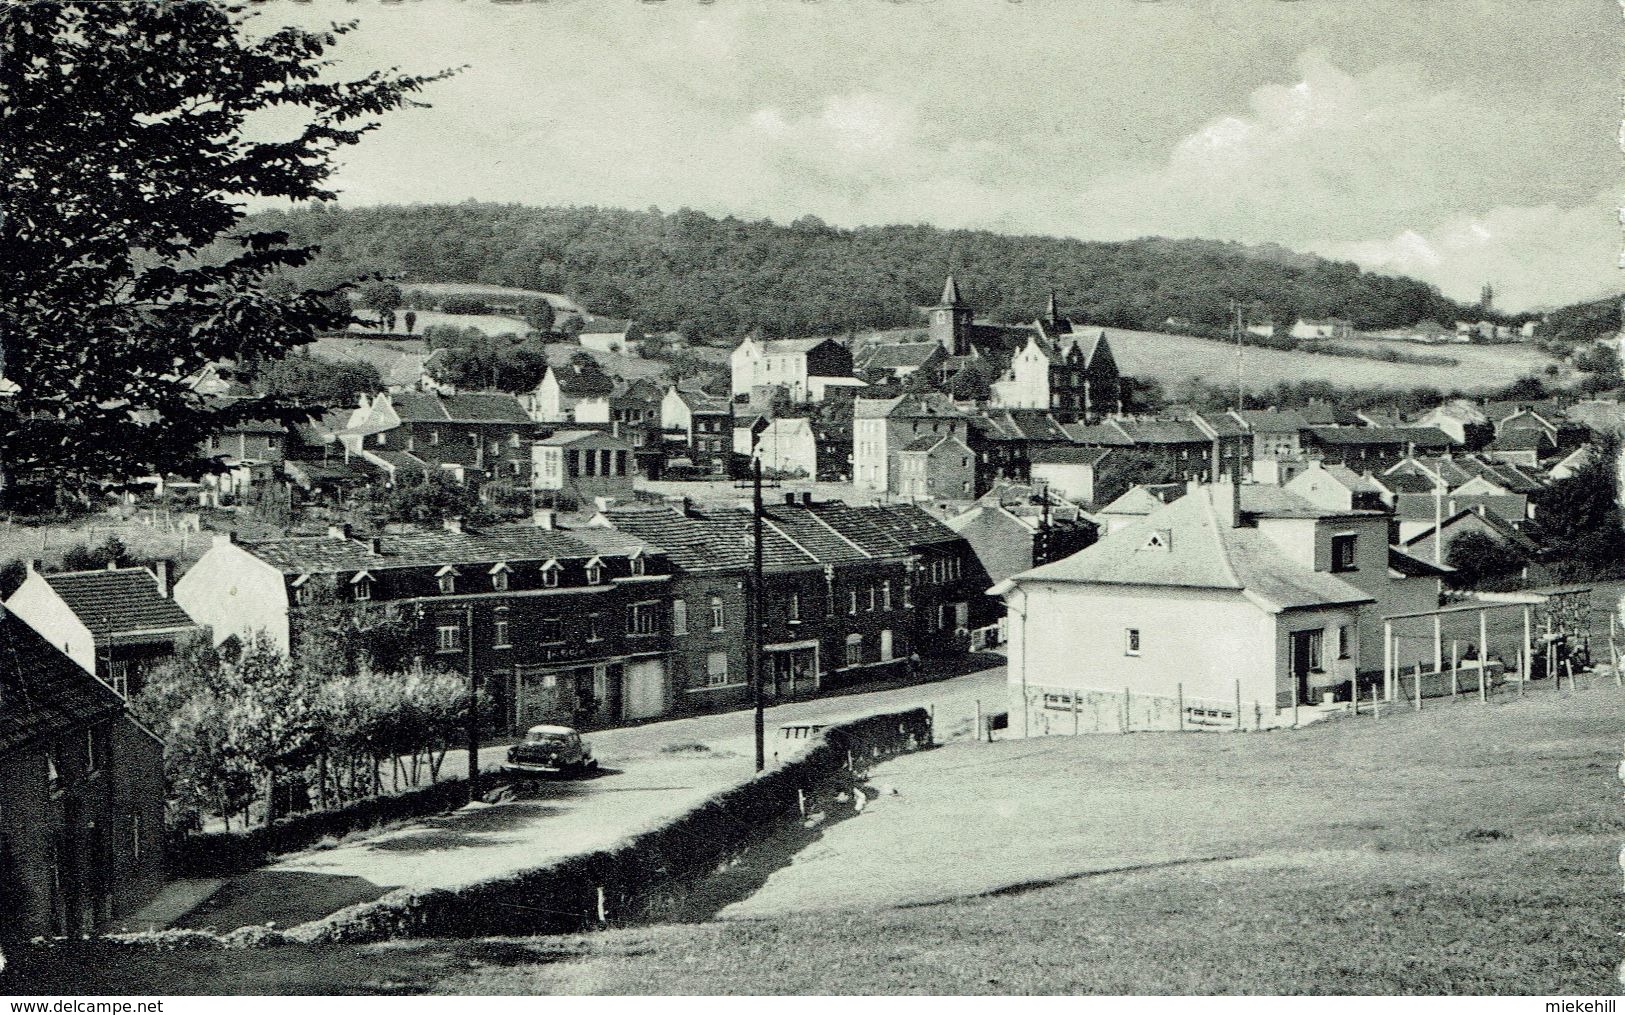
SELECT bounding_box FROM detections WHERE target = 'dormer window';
[352,572,374,601]
[292,574,313,606]
[428,430,441,446]
[490,562,511,592]
[629,552,646,577]
[1140,529,1173,553]
[436,565,459,595]
[541,560,561,588]
[586,558,604,585]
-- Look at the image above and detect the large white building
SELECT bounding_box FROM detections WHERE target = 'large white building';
[729,335,859,404]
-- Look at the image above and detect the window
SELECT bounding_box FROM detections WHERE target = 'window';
[428,430,440,446]
[628,601,659,636]
[1331,534,1358,573]
[353,577,372,601]
[710,596,725,631]
[293,583,312,607]
[707,651,730,686]
[436,623,462,653]
[493,608,511,648]
[85,726,104,776]
[881,581,892,611]
[130,811,142,863]
[1301,629,1325,671]
[45,746,62,794]
[867,586,877,611]
[542,562,560,588]
[107,659,130,699]
[1338,625,1351,660]
[1125,628,1141,656]
[540,617,564,643]
[788,593,801,623]
[586,561,603,585]
[673,599,688,636]
[587,612,603,642]
[630,555,646,577]
[848,590,858,615]
[846,634,863,667]
[438,573,456,595]
[492,570,509,592]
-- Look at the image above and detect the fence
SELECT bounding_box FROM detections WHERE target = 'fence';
[286,708,931,943]
[1015,682,1251,736]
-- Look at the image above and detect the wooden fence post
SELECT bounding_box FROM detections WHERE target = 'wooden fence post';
[1450,640,1459,699]
[798,788,806,818]
[1072,691,1079,736]
[1234,679,1242,732]
[596,886,607,924]
[1123,687,1131,734]
[1413,662,1422,711]
[975,699,982,743]
[1177,682,1185,732]
[1253,701,1261,732]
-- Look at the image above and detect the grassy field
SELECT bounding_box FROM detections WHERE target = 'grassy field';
[9,680,1620,995]
[310,333,728,386]
[1101,328,1560,394]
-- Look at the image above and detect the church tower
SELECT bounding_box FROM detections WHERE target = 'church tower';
[929,275,974,356]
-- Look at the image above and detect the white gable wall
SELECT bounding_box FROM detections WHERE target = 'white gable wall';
[172,541,291,652]
[5,572,97,675]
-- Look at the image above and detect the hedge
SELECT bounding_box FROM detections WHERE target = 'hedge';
[166,773,513,877]
[285,708,932,944]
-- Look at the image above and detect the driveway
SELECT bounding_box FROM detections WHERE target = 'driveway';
[164,657,1008,933]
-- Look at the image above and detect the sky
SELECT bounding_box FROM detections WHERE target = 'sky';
[263,0,1622,312]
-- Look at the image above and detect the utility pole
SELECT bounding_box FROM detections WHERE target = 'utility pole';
[465,600,480,800]
[749,417,769,772]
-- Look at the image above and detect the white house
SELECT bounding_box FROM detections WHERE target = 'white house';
[853,392,967,493]
[729,335,856,404]
[577,318,643,356]
[1027,445,1111,504]
[997,484,1371,737]
[733,417,818,479]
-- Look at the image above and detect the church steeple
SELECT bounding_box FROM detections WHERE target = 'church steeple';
[930,274,973,356]
[1046,291,1060,324]
[940,274,963,307]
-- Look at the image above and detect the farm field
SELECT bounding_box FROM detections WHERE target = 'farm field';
[310,332,729,386]
[11,679,1619,994]
[1106,327,1560,393]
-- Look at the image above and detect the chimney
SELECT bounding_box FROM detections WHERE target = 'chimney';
[106,559,118,571]
[328,522,351,541]
[594,496,618,512]
[799,491,814,506]
[26,558,41,574]
[532,508,555,529]
[443,516,463,534]
[784,492,797,506]
[153,559,172,598]
[367,537,383,556]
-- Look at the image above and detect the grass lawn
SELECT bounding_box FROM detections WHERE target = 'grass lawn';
[8,683,1620,994]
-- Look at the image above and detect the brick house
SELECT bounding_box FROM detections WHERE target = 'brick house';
[343,391,537,489]
[5,562,201,699]
[172,519,674,732]
[0,609,167,939]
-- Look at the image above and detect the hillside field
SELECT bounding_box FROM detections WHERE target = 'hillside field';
[1103,328,1560,394]
[309,333,728,386]
[11,679,1620,994]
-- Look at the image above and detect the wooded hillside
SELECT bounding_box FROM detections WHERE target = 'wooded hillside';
[252,203,1481,341]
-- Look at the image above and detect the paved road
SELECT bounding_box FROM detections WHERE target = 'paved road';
[168,658,1007,932]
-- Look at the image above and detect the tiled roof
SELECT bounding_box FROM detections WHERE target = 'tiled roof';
[1112,419,1207,445]
[537,429,632,450]
[1007,490,1372,613]
[549,365,616,398]
[1377,471,1439,494]
[1096,485,1179,516]
[1388,546,1453,579]
[1297,403,1362,426]
[1305,426,1410,446]
[842,503,963,548]
[853,392,962,420]
[1062,422,1135,447]
[1488,429,1551,451]
[0,610,127,758]
[40,568,198,642]
[393,391,532,424]
[580,317,633,335]
[1028,445,1112,466]
[239,523,661,576]
[757,337,832,355]
[1239,485,1382,520]
[858,342,940,370]
[1231,409,1309,435]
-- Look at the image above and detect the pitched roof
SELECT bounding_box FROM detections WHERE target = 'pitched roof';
[1231,408,1310,435]
[1388,545,1453,579]
[1097,484,1180,516]
[857,342,941,371]
[393,391,532,424]
[1027,444,1112,466]
[939,275,963,307]
[853,391,963,420]
[39,568,198,642]
[537,429,632,450]
[1112,419,1207,445]
[579,317,634,335]
[0,610,129,758]
[1487,429,1552,452]
[548,364,616,398]
[238,523,660,576]
[1240,484,1382,520]
[1006,491,1372,613]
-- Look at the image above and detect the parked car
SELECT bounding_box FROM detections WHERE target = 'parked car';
[504,724,598,776]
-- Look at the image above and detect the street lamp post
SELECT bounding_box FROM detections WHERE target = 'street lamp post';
[466,600,480,801]
[749,417,768,772]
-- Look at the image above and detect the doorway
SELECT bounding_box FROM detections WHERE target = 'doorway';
[1290,629,1323,705]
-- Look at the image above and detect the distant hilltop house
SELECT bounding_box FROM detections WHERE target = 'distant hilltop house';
[1246,321,1277,339]
[576,317,644,356]
[730,334,862,404]
[1290,318,1355,341]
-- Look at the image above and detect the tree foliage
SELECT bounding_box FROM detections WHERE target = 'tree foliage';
[247,203,1483,344]
[0,2,450,497]
[1443,530,1526,589]
[248,351,382,406]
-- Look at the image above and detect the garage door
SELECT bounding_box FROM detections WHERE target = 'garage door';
[622,658,667,720]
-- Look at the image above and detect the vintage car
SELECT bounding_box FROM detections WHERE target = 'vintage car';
[504,724,598,776]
